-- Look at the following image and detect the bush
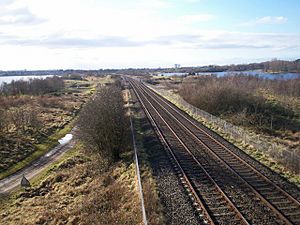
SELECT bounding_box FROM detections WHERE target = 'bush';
[179,75,299,133]
[62,74,84,80]
[0,109,8,133]
[0,76,65,95]
[9,107,42,133]
[77,83,127,164]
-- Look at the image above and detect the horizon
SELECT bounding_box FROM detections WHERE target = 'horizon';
[0,58,300,72]
[0,0,299,70]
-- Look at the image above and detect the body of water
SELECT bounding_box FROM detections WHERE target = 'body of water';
[158,72,188,76]
[160,70,300,80]
[0,75,54,85]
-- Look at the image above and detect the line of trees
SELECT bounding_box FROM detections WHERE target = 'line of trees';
[77,82,127,164]
[0,76,64,95]
[155,59,300,74]
[263,59,300,73]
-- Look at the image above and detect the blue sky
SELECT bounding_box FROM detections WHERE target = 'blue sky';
[0,0,299,69]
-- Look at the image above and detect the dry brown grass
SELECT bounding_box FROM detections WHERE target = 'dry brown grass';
[0,148,142,225]
[0,79,92,176]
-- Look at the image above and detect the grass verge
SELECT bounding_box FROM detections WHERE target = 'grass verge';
[0,121,74,180]
[0,142,143,225]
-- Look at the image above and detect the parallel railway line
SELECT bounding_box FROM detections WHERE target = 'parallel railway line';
[127,77,300,225]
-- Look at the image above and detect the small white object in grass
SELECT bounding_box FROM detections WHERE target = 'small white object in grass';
[58,134,73,145]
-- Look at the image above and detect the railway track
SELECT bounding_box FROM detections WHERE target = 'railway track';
[127,77,300,225]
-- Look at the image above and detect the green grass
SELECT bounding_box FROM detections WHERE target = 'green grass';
[0,121,74,180]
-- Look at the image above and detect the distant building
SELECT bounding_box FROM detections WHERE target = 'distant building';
[174,64,181,69]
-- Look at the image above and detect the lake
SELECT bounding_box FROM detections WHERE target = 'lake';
[0,75,54,85]
[159,70,300,80]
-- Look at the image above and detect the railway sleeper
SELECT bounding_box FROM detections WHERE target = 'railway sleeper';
[236,173,258,178]
[282,208,300,216]
[285,211,300,217]
[256,187,277,194]
[245,178,271,185]
[272,199,293,205]
[189,176,212,183]
[250,181,271,187]
[212,211,237,217]
[194,185,216,192]
[278,204,299,210]
[267,195,289,200]
[185,179,212,188]
[208,206,232,212]
[260,191,284,198]
[199,192,224,198]
[236,169,254,174]
[202,196,224,203]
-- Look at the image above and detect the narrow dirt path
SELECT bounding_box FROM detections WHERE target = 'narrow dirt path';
[0,130,76,195]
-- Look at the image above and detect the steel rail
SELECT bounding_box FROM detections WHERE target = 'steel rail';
[144,81,300,209]
[137,80,299,224]
[130,78,250,225]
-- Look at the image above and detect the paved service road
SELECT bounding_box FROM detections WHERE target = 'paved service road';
[0,129,76,195]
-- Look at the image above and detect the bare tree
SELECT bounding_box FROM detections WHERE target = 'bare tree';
[9,107,42,133]
[77,84,127,164]
[0,76,65,96]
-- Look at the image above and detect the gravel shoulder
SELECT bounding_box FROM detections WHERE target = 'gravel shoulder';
[131,91,200,225]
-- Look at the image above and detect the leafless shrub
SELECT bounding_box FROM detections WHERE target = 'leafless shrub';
[77,83,127,164]
[37,96,65,109]
[0,109,9,133]
[179,75,299,133]
[0,76,64,96]
[9,107,42,132]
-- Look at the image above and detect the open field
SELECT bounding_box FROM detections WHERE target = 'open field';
[0,76,111,180]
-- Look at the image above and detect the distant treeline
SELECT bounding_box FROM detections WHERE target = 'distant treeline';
[0,76,64,95]
[1,59,299,77]
[113,59,300,75]
[168,59,300,74]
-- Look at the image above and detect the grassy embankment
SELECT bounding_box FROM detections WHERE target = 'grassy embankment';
[0,76,111,180]
[0,78,144,224]
[0,142,142,225]
[148,75,300,185]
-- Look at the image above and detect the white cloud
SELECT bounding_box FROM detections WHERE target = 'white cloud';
[179,14,215,24]
[0,0,297,69]
[256,16,287,24]
[241,16,288,26]
[0,7,45,25]
[184,0,204,3]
